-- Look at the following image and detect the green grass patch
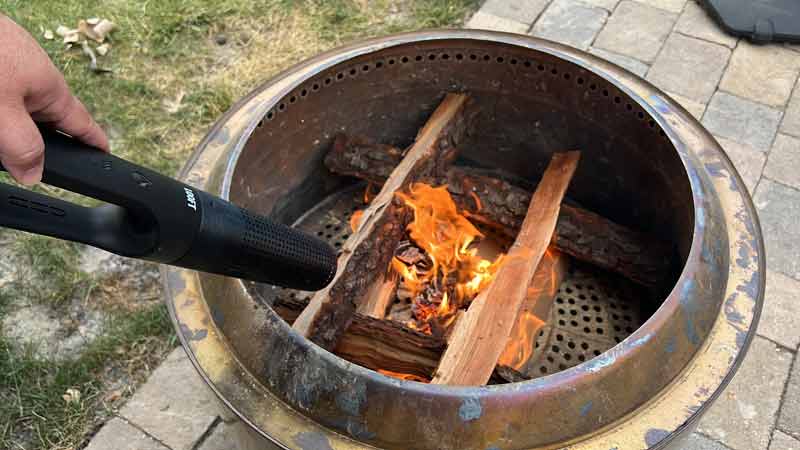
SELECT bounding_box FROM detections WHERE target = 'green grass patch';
[12,234,87,307]
[0,303,175,450]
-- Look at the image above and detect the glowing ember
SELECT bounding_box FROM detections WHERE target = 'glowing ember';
[350,210,364,232]
[392,183,504,333]
[377,369,429,383]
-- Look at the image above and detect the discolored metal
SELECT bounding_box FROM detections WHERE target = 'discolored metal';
[163,30,764,450]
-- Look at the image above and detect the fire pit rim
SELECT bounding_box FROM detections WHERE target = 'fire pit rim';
[166,29,764,450]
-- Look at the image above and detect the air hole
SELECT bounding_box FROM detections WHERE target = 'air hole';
[566,288,573,294]
[581,305,589,311]
[578,355,586,362]
[559,364,567,370]
[570,310,578,316]
[589,83,597,90]
[567,341,575,349]
[559,319,566,326]
[556,334,564,341]
[456,53,464,60]
[638,112,645,119]
[577,77,584,84]
[324,78,332,85]
[571,320,579,327]
[312,83,320,91]
[540,366,548,374]
[301,89,308,97]
[547,356,555,363]
[497,56,504,63]
[362,64,369,72]
[596,328,604,335]
[289,96,296,104]
[593,304,601,311]
[583,316,590,322]
[429,54,436,60]
[614,96,621,104]
[278,103,286,111]
[539,330,545,337]
[349,68,357,75]
[337,73,344,80]
[334,242,341,248]
[563,73,571,80]
[593,350,601,356]
[558,308,565,314]
[564,354,572,361]
[581,343,589,350]
[614,337,622,343]
[648,120,656,128]
[603,89,609,96]
[510,58,517,64]
[568,298,575,305]
[556,298,564,304]
[442,53,450,60]
[614,325,621,332]
[415,55,423,61]
[376,61,383,68]
[388,58,396,65]
[596,317,604,323]
[584,327,591,333]
[470,54,477,60]
[267,111,274,120]
[524,60,531,67]
[552,345,560,353]
[626,326,634,333]
[401,56,409,63]
[538,64,545,71]
[257,120,263,128]
[579,294,586,300]
[551,68,558,75]
[623,315,632,321]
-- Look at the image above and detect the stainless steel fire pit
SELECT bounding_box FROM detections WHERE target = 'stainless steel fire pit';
[162,30,764,450]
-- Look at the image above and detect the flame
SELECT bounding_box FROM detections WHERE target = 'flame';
[377,369,429,383]
[392,183,504,331]
[350,210,364,232]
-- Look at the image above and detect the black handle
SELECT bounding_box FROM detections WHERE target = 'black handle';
[0,127,336,290]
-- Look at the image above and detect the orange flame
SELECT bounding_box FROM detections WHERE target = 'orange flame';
[377,369,430,383]
[350,210,364,232]
[392,183,504,329]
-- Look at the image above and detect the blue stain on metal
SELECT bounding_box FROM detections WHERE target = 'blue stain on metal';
[459,397,483,422]
[736,271,759,299]
[212,126,231,145]
[580,400,593,417]
[336,381,367,416]
[680,279,701,346]
[724,293,745,325]
[644,429,671,447]
[737,244,752,269]
[736,330,747,349]
[696,205,706,229]
[178,323,208,341]
[665,336,676,354]
[294,431,334,450]
[648,94,671,114]
[630,333,653,347]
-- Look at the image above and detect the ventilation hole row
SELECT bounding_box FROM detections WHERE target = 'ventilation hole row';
[538,333,603,374]
[254,51,669,140]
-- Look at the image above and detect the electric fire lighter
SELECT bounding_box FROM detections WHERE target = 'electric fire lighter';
[0,127,337,291]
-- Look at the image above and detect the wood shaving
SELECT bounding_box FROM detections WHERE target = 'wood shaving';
[43,29,54,40]
[92,19,116,42]
[96,43,110,56]
[55,25,76,37]
[87,17,101,26]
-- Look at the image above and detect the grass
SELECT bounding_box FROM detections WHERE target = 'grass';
[0,1,478,448]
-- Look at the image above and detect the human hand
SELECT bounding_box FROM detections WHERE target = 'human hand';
[0,15,109,185]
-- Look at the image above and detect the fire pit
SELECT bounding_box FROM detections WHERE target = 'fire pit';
[163,30,764,449]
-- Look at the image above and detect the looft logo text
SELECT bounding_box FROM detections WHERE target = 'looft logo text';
[184,187,197,211]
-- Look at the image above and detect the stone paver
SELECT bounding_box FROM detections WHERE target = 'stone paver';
[779,356,800,440]
[720,41,800,108]
[765,134,800,190]
[578,0,619,11]
[759,270,800,350]
[84,418,168,450]
[119,348,219,450]
[782,81,800,137]
[589,47,649,76]
[465,11,530,33]
[199,420,281,450]
[633,0,686,13]
[713,136,765,194]
[530,0,608,50]
[647,33,731,103]
[480,0,551,24]
[699,337,793,450]
[674,1,737,48]
[753,179,800,279]
[770,430,800,450]
[594,1,677,62]
[686,433,734,449]
[665,91,706,119]
[702,92,783,152]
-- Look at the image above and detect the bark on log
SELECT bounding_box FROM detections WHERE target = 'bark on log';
[433,151,581,386]
[293,94,476,349]
[324,137,671,288]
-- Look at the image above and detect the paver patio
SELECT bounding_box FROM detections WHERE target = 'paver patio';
[86,1,800,448]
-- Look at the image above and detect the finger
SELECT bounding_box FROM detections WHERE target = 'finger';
[0,105,44,185]
[31,89,109,153]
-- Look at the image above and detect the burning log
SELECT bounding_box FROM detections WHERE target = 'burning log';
[433,151,581,386]
[325,135,671,288]
[293,93,477,349]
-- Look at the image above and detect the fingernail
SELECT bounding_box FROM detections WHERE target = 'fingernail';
[19,166,42,186]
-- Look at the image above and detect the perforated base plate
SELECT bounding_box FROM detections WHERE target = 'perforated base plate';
[262,183,646,380]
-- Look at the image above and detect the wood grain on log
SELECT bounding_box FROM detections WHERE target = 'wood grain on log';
[433,152,581,386]
[324,138,671,288]
[292,94,476,349]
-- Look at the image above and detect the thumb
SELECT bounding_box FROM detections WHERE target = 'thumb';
[0,105,44,185]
